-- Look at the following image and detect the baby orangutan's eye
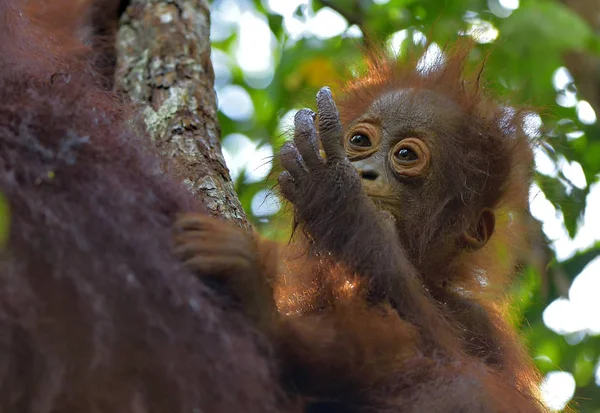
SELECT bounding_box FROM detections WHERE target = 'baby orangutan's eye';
[344,124,379,161]
[395,148,418,162]
[349,134,372,147]
[389,138,430,177]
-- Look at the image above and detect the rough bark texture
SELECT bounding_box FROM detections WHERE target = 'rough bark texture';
[115,0,251,230]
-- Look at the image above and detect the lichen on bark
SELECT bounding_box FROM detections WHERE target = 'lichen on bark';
[115,0,251,230]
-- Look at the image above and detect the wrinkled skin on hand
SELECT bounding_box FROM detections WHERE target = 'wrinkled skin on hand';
[278,88,397,260]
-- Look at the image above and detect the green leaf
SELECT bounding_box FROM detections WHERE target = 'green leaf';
[553,242,600,280]
[0,193,9,250]
[500,1,592,51]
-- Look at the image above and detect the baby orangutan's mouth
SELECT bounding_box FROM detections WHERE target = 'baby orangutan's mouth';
[364,190,400,224]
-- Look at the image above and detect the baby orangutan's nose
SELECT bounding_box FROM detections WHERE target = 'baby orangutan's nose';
[358,168,379,181]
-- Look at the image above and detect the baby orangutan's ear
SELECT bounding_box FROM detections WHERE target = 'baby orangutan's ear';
[462,208,495,251]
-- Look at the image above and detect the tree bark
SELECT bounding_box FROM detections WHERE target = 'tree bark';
[115,0,251,231]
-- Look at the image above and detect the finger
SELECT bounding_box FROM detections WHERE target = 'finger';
[174,239,220,258]
[174,213,213,231]
[174,229,255,257]
[316,87,345,161]
[293,109,322,168]
[279,142,307,181]
[277,170,297,201]
[174,240,254,262]
[184,256,250,277]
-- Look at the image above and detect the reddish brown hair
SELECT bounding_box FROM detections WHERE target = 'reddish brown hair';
[0,1,293,412]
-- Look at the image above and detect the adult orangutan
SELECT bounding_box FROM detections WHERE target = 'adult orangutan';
[0,1,295,412]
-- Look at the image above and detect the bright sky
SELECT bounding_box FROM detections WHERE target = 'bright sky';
[210,0,600,409]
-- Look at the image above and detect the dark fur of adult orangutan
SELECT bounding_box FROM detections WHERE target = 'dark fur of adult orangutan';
[0,1,297,412]
[177,45,553,412]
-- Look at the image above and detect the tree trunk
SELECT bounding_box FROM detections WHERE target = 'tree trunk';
[114,0,251,231]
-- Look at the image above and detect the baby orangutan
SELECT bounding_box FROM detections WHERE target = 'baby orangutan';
[175,45,548,413]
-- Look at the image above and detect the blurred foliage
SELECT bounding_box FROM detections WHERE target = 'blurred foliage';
[210,0,600,411]
[0,193,9,250]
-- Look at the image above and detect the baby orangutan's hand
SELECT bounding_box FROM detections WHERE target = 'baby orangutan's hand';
[173,213,277,328]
